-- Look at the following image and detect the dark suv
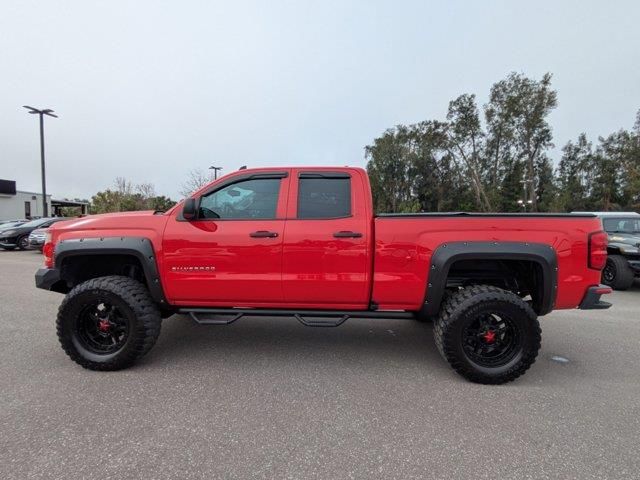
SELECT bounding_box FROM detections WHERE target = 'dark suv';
[593,212,640,290]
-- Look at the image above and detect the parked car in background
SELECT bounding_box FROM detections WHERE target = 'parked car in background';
[1,219,27,225]
[27,228,50,251]
[0,217,69,250]
[596,212,640,290]
[0,220,28,231]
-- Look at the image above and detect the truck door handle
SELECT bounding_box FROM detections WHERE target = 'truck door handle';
[249,230,279,238]
[333,231,363,238]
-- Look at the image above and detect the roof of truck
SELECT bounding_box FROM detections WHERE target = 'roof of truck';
[572,211,640,217]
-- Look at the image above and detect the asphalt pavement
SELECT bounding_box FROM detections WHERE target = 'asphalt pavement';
[1,250,639,479]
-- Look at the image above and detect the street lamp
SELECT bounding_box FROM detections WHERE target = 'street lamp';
[23,106,58,218]
[517,199,533,212]
[209,166,222,180]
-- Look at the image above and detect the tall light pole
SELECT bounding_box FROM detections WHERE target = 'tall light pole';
[517,199,533,212]
[23,106,58,217]
[209,166,222,180]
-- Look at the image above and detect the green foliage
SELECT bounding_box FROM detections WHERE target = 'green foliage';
[366,71,639,213]
[554,126,640,212]
[90,179,176,214]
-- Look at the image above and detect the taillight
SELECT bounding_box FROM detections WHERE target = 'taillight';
[588,231,608,270]
[43,233,54,268]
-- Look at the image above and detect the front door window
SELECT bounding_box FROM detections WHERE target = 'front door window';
[199,178,281,220]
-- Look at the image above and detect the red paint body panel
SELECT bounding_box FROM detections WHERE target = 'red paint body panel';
[281,168,372,308]
[371,217,603,310]
[46,167,604,313]
[162,173,290,305]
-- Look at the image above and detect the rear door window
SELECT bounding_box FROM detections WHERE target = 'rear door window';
[297,176,351,219]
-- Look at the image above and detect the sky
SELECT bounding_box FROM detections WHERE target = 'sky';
[1,0,639,201]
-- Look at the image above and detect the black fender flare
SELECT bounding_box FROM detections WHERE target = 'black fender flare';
[54,237,167,305]
[421,241,558,317]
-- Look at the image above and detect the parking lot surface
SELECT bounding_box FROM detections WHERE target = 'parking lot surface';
[1,250,639,479]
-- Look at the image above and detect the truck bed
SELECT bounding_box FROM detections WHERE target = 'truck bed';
[371,214,603,312]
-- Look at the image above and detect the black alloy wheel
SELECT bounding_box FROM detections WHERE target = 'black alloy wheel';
[602,260,616,285]
[75,300,130,355]
[461,312,523,368]
[57,276,162,370]
[434,284,541,384]
[18,236,29,250]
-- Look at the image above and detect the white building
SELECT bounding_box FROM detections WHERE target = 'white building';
[0,179,52,220]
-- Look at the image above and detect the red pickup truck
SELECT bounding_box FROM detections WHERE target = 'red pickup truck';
[36,167,611,384]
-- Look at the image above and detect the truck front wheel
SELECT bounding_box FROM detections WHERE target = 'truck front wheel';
[56,275,162,371]
[602,254,634,290]
[433,285,541,385]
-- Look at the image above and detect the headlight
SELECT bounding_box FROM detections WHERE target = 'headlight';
[620,245,640,254]
[2,229,16,236]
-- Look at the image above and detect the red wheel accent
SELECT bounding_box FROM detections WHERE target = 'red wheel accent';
[483,330,496,343]
[98,319,111,332]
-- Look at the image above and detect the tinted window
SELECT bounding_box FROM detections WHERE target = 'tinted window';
[297,178,351,219]
[199,178,281,219]
[603,217,640,233]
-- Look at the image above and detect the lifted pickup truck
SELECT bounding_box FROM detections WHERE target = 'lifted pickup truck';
[36,167,612,384]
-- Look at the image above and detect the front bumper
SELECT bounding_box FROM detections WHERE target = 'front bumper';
[28,238,45,249]
[0,236,18,248]
[627,259,640,275]
[35,268,61,291]
[579,285,613,310]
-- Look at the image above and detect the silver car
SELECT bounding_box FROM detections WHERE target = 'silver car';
[28,228,49,251]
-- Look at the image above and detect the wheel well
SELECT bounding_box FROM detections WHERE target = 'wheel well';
[607,246,621,255]
[53,254,147,294]
[445,259,546,313]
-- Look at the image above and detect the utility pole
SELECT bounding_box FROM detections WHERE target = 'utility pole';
[23,106,58,217]
[209,166,223,180]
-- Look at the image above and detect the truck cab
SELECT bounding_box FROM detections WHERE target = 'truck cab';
[163,167,373,309]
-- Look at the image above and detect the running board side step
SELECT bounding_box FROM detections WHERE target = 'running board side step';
[187,312,243,325]
[179,308,414,328]
[294,314,349,328]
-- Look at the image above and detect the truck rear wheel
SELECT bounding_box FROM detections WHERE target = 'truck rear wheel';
[433,285,541,385]
[602,254,634,290]
[56,275,161,371]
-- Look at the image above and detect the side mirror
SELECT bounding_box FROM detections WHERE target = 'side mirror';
[182,198,197,220]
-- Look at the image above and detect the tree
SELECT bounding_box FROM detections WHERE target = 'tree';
[555,109,640,212]
[445,94,493,211]
[148,195,177,212]
[624,113,640,210]
[592,132,626,210]
[179,169,214,198]
[484,73,557,211]
[365,127,416,212]
[91,179,176,214]
[555,134,593,211]
[365,72,559,213]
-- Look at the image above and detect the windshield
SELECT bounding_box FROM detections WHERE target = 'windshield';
[603,217,640,233]
[18,218,51,229]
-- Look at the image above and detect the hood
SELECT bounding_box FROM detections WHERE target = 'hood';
[608,232,640,248]
[1,224,35,234]
[0,223,25,232]
[48,211,166,234]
